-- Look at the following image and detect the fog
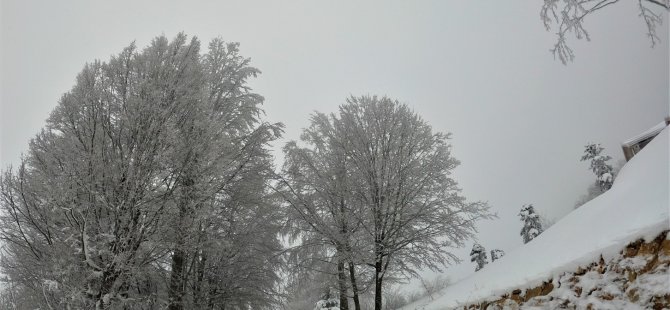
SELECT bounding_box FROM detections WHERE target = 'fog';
[1,0,667,292]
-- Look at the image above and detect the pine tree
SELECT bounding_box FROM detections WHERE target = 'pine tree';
[580,143,615,191]
[519,204,543,244]
[490,249,505,262]
[470,244,488,271]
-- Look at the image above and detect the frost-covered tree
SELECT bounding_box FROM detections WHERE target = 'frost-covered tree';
[519,204,544,244]
[161,35,283,310]
[541,0,669,64]
[490,249,505,262]
[279,113,366,310]
[470,244,488,271]
[581,143,615,192]
[575,159,624,209]
[0,34,283,310]
[334,96,492,310]
[281,96,492,310]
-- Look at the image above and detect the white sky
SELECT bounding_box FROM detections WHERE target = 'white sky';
[1,0,668,292]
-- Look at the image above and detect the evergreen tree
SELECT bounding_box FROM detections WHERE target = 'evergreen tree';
[470,244,488,271]
[519,204,543,244]
[580,143,615,191]
[575,159,624,209]
[490,249,505,262]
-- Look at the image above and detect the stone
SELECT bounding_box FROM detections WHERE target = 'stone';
[524,286,542,300]
[597,256,607,274]
[658,239,670,263]
[541,282,554,296]
[624,239,643,257]
[456,231,669,310]
[637,240,660,257]
[650,294,670,310]
[627,288,639,303]
[575,267,587,276]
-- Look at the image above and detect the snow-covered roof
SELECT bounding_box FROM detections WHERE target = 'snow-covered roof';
[402,127,669,310]
[622,121,667,147]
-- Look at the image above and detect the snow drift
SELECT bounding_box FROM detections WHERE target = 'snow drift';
[403,127,669,309]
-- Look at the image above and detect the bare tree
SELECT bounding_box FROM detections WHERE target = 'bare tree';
[278,111,366,310]
[278,96,491,310]
[333,96,492,310]
[541,0,669,64]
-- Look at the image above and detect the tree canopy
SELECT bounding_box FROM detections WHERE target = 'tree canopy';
[0,33,283,310]
[279,96,492,310]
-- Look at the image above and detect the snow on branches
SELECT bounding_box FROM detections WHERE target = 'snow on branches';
[490,249,506,262]
[470,243,489,271]
[519,204,544,244]
[581,143,615,191]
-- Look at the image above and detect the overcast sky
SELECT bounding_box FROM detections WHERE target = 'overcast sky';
[1,0,668,291]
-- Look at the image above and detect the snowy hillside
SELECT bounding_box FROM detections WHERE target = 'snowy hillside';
[402,127,669,310]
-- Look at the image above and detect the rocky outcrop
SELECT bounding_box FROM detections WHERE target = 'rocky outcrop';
[460,230,670,310]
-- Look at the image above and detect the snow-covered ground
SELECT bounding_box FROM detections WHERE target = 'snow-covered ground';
[402,127,669,310]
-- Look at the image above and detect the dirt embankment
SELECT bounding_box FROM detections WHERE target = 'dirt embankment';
[460,230,670,310]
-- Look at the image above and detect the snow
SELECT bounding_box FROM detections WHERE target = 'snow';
[315,298,341,310]
[516,258,669,310]
[598,172,612,183]
[622,121,667,146]
[42,279,59,291]
[402,127,669,310]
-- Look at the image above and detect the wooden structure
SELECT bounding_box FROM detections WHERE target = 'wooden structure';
[621,117,670,161]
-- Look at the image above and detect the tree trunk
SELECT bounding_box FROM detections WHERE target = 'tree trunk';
[374,259,383,310]
[208,286,218,309]
[348,261,361,310]
[96,267,119,310]
[169,176,194,310]
[193,249,207,309]
[168,204,188,310]
[337,250,349,310]
[168,245,185,310]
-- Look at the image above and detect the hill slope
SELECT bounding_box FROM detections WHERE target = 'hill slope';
[403,127,669,309]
